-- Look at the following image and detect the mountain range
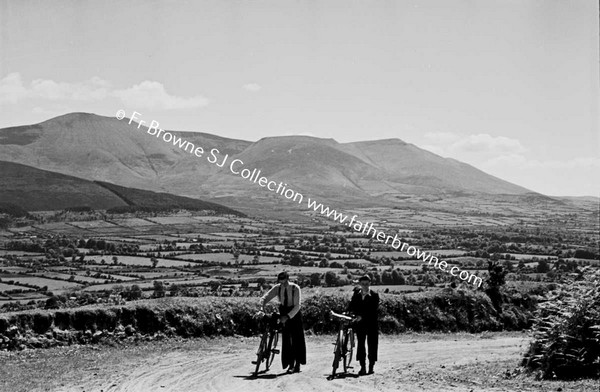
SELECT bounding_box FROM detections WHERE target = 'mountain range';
[0,112,570,214]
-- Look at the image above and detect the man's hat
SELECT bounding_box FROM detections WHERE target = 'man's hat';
[358,274,371,282]
[277,271,289,280]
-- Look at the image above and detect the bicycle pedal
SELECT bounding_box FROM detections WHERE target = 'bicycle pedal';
[272,349,280,354]
[251,361,258,364]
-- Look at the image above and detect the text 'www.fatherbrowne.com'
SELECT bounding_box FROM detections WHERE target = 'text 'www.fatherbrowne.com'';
[305,199,483,288]
[117,109,483,288]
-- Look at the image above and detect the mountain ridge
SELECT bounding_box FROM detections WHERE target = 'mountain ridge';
[0,113,539,211]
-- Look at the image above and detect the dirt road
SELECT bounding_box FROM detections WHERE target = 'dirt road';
[1,332,597,392]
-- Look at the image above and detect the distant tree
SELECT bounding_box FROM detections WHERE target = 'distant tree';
[44,296,60,309]
[381,270,393,285]
[126,284,142,300]
[319,258,329,268]
[536,259,550,273]
[112,256,119,265]
[153,281,166,298]
[372,272,381,285]
[391,269,405,285]
[485,260,507,313]
[151,257,159,268]
[290,253,303,266]
[169,283,181,297]
[310,273,321,286]
[325,271,339,287]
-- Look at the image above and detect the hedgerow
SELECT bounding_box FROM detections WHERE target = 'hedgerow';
[0,289,535,351]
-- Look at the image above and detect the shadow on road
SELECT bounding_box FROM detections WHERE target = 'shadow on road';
[236,370,291,380]
[326,372,360,381]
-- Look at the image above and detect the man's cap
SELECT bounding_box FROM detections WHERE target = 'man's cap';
[277,271,289,280]
[358,274,371,282]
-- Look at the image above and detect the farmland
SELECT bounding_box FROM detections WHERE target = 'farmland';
[0,196,597,313]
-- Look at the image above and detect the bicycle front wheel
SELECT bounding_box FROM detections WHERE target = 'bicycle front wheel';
[254,332,268,375]
[331,330,343,377]
[266,331,279,370]
[342,328,354,373]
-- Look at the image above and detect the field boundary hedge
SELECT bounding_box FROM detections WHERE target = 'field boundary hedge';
[0,289,535,351]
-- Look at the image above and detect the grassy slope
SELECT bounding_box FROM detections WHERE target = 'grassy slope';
[0,160,243,215]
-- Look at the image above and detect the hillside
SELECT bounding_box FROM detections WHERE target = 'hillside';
[0,113,537,211]
[0,160,243,215]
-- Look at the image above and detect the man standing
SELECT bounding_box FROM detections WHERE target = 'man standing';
[261,271,306,373]
[347,274,379,375]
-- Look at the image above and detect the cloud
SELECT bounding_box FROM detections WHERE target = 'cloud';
[0,73,109,103]
[422,131,598,196]
[453,134,527,154]
[31,76,110,101]
[422,132,528,158]
[243,83,262,92]
[0,73,28,104]
[480,154,600,196]
[114,81,209,109]
[0,72,209,110]
[482,154,600,170]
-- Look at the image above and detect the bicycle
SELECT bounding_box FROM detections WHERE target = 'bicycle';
[252,312,281,376]
[330,310,355,378]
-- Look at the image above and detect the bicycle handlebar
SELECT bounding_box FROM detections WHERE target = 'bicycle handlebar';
[330,310,354,321]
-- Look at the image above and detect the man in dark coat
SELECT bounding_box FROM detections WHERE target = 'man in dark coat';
[261,271,306,372]
[347,274,379,375]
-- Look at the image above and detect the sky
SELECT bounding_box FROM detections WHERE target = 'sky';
[0,0,598,197]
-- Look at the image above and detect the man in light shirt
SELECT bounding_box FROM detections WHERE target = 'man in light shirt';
[261,271,306,373]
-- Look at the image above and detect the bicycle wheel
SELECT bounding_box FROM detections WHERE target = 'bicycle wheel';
[254,332,268,375]
[265,331,279,370]
[331,330,343,377]
[341,330,349,373]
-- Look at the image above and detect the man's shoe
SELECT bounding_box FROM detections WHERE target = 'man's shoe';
[293,364,301,373]
[368,363,374,374]
[358,366,367,376]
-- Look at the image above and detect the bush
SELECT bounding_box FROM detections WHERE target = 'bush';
[522,268,600,379]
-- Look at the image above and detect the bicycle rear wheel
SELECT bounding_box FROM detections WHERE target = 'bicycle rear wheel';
[348,329,355,368]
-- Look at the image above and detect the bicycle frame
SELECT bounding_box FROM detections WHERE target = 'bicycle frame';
[330,310,355,378]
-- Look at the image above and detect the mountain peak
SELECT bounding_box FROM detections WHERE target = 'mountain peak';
[345,138,407,146]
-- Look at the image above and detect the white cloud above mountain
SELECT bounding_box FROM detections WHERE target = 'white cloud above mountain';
[243,83,262,92]
[0,73,208,110]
